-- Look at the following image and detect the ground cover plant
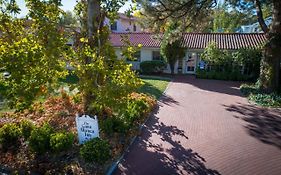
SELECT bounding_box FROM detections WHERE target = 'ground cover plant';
[240,83,281,107]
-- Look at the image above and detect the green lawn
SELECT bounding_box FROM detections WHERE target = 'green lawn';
[138,76,171,99]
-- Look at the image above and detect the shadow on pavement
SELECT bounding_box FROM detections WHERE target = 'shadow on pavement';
[172,75,242,97]
[115,104,220,175]
[224,103,281,149]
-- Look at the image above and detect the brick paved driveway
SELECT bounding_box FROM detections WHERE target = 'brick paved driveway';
[114,76,281,175]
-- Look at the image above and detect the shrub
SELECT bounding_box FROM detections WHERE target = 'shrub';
[20,120,35,140]
[28,123,54,154]
[80,138,111,164]
[249,93,281,107]
[240,83,258,96]
[140,60,166,74]
[50,132,74,153]
[119,95,150,126]
[196,69,248,81]
[240,83,281,107]
[0,123,21,150]
[100,117,127,136]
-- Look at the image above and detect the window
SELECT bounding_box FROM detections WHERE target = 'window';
[152,51,162,61]
[133,24,137,32]
[110,21,117,31]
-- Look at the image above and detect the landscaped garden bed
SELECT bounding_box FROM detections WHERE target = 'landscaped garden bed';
[240,83,281,107]
[0,76,170,174]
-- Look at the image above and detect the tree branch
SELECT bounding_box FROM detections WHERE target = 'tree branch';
[255,0,269,33]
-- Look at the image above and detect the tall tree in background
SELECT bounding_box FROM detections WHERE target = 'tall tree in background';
[160,22,185,74]
[228,0,280,91]
[212,3,251,33]
[139,0,280,92]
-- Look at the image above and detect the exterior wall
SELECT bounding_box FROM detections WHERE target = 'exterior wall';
[114,47,207,74]
[104,17,141,33]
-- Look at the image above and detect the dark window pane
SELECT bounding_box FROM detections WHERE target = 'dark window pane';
[111,21,117,31]
[152,51,162,61]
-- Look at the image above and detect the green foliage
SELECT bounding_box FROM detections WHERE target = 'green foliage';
[80,138,111,164]
[70,27,143,113]
[232,48,262,79]
[139,0,216,32]
[196,69,249,81]
[201,42,231,64]
[59,10,78,27]
[212,3,252,33]
[59,73,79,84]
[160,22,186,74]
[100,117,127,135]
[120,98,148,125]
[140,60,166,74]
[50,132,74,153]
[28,123,54,154]
[240,83,281,107]
[0,123,21,150]
[0,0,68,111]
[20,120,35,140]
[199,42,262,81]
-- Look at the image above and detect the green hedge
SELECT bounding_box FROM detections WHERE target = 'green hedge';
[196,69,250,81]
[198,43,262,81]
[80,138,111,164]
[140,60,166,74]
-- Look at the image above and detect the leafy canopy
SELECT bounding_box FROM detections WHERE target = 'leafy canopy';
[0,0,67,110]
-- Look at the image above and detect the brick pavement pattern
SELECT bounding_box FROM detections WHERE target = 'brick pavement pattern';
[114,76,281,175]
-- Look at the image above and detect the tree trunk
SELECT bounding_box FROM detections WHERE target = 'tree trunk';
[254,0,269,33]
[87,0,101,46]
[259,0,281,92]
[83,0,101,113]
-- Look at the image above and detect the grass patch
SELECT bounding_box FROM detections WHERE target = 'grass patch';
[58,73,79,84]
[240,84,281,107]
[138,76,170,99]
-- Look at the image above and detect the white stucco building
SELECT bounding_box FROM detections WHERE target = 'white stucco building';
[104,13,142,33]
[110,33,267,74]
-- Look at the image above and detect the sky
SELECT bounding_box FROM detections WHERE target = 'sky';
[16,0,132,18]
[16,0,224,18]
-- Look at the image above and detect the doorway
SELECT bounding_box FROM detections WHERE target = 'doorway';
[186,53,197,74]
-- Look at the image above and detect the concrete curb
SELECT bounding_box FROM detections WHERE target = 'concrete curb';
[106,79,173,175]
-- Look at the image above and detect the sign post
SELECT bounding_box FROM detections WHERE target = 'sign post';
[75,115,100,144]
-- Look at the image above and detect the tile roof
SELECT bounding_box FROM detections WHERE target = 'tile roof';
[109,33,267,50]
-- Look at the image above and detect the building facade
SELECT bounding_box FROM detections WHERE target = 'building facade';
[110,33,267,74]
[104,13,142,33]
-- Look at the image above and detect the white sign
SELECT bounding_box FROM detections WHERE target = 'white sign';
[75,115,100,144]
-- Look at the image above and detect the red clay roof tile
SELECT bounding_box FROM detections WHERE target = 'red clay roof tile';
[110,33,267,50]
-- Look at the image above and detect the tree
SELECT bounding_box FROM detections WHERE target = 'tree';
[0,0,67,110]
[139,0,281,92]
[137,0,217,32]
[212,3,252,33]
[59,10,78,27]
[160,22,185,74]
[69,0,142,114]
